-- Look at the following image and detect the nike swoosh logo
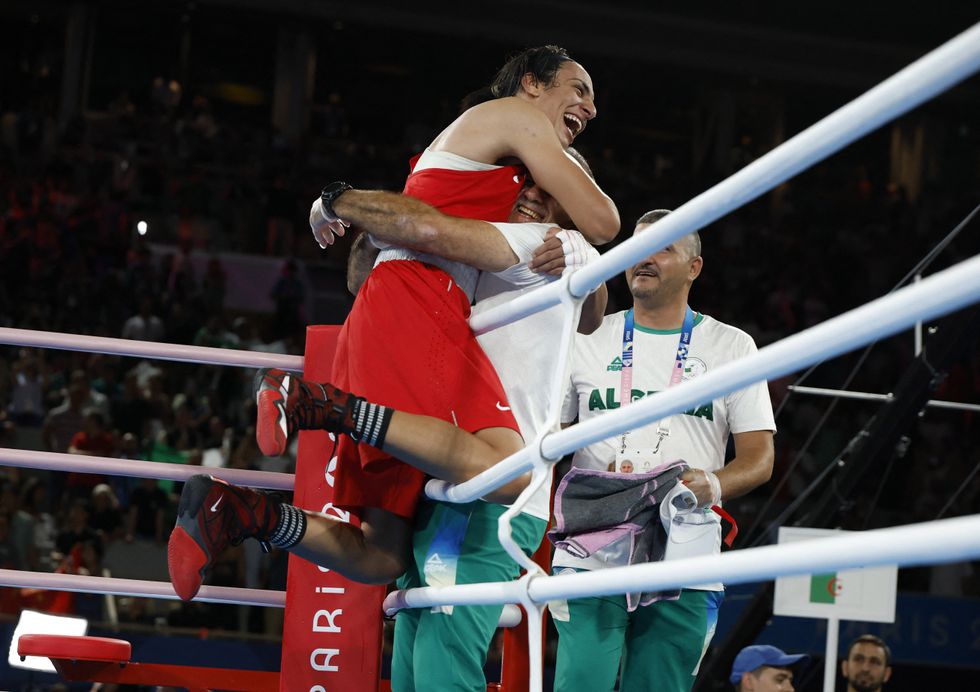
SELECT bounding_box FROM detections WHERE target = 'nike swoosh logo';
[210,496,223,512]
[496,402,511,411]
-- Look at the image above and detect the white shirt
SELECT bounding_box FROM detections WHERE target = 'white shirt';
[472,221,569,520]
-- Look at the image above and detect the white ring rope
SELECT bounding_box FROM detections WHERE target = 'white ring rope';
[383,514,980,614]
[0,568,284,607]
[0,447,295,491]
[0,326,304,371]
[470,20,980,335]
[0,568,522,627]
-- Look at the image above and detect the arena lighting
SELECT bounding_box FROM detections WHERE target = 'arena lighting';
[9,610,88,673]
[137,220,148,235]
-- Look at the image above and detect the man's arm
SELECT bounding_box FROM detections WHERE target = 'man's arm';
[681,430,774,506]
[578,283,607,335]
[326,190,519,272]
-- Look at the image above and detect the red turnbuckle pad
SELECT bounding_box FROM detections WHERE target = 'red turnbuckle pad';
[18,634,132,663]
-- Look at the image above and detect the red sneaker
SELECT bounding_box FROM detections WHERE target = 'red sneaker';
[254,368,361,456]
[168,474,277,601]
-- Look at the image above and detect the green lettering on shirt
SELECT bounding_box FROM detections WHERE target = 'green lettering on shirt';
[586,388,714,421]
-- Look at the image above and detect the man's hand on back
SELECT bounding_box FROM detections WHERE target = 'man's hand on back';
[529,228,598,276]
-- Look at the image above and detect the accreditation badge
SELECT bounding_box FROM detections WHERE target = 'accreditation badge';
[616,425,670,474]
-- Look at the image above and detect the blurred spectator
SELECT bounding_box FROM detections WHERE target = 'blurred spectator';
[163,399,202,452]
[12,476,57,571]
[163,249,198,303]
[70,368,111,420]
[90,483,124,542]
[229,424,266,471]
[42,381,89,453]
[0,359,10,414]
[201,256,227,316]
[8,349,46,426]
[0,509,16,568]
[111,370,152,440]
[143,371,172,435]
[124,244,159,299]
[67,411,116,457]
[175,378,212,430]
[0,481,18,514]
[233,315,288,359]
[193,315,240,349]
[166,301,200,344]
[187,95,219,140]
[201,414,233,456]
[269,259,305,341]
[121,295,166,341]
[264,172,296,256]
[151,76,182,116]
[65,535,111,621]
[125,476,169,544]
[0,408,14,445]
[55,497,98,555]
[116,431,142,461]
[88,355,123,400]
[66,411,114,497]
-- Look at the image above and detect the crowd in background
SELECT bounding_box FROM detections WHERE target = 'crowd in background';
[1,63,978,640]
[0,97,308,632]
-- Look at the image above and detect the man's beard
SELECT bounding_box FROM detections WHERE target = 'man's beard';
[848,676,883,692]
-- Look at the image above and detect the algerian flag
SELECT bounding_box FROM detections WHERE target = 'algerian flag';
[809,573,839,604]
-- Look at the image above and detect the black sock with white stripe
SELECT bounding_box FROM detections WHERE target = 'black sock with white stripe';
[269,503,307,549]
[351,399,393,448]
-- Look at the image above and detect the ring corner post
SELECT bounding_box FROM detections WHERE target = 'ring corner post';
[279,325,386,692]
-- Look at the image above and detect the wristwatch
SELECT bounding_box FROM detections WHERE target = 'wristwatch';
[320,181,353,219]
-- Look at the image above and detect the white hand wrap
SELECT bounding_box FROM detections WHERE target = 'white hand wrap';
[309,197,336,229]
[555,229,599,275]
[309,197,351,249]
[704,469,722,507]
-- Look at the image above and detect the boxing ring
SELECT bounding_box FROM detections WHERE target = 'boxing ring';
[2,19,980,692]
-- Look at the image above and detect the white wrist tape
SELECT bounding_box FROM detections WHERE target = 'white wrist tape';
[309,197,336,229]
[555,229,599,274]
[704,470,722,507]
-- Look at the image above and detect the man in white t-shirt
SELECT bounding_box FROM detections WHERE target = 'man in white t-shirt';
[551,209,776,692]
[337,164,604,691]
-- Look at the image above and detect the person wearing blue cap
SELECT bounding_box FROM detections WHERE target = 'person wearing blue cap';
[730,644,809,692]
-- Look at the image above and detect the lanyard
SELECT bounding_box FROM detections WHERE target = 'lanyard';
[618,306,695,455]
